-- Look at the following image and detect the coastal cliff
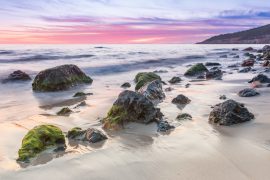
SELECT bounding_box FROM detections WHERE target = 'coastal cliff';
[198,24,270,44]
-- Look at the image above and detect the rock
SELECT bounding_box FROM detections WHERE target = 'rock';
[196,75,205,79]
[134,72,161,91]
[153,70,168,73]
[209,99,254,126]
[138,80,165,103]
[238,67,251,73]
[176,113,192,121]
[67,127,107,143]
[32,64,93,91]
[121,82,131,88]
[205,62,221,66]
[2,70,31,83]
[165,87,173,92]
[103,90,163,130]
[232,48,239,51]
[219,95,227,100]
[172,94,191,105]
[220,55,228,58]
[241,59,255,67]
[243,47,254,51]
[228,64,239,68]
[157,121,175,132]
[263,52,270,60]
[185,83,191,88]
[17,125,65,162]
[238,88,260,97]
[262,45,270,53]
[184,63,208,76]
[248,74,270,84]
[73,92,93,97]
[75,101,87,108]
[57,107,72,116]
[168,76,182,84]
[233,55,240,58]
[244,53,256,59]
[205,69,223,80]
[263,60,270,67]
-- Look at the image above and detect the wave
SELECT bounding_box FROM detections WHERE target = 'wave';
[83,55,206,76]
[0,50,14,55]
[0,54,95,63]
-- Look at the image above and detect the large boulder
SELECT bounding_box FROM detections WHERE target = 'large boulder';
[184,63,208,76]
[238,88,259,97]
[138,80,165,103]
[103,90,163,130]
[17,125,65,162]
[134,72,161,91]
[209,100,254,126]
[2,70,31,83]
[67,127,107,143]
[32,64,92,91]
[248,74,270,84]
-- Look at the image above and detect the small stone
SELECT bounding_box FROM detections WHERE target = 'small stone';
[219,95,227,100]
[168,76,182,84]
[172,94,191,105]
[2,70,31,83]
[238,67,251,73]
[243,47,254,51]
[241,59,255,67]
[165,87,173,92]
[220,55,228,58]
[57,107,72,116]
[205,62,221,66]
[157,121,175,132]
[176,113,192,121]
[73,92,93,97]
[121,82,131,88]
[238,88,259,97]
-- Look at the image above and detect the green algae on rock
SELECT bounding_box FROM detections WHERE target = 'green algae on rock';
[32,64,93,91]
[103,105,128,130]
[17,125,65,162]
[73,92,93,97]
[67,127,107,143]
[57,107,72,116]
[184,63,208,76]
[103,90,163,130]
[134,72,161,90]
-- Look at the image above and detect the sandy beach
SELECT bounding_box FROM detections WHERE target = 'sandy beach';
[1,44,270,180]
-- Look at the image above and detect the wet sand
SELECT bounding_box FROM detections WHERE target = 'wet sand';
[1,45,270,179]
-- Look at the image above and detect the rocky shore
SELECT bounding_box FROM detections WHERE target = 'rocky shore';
[1,44,270,179]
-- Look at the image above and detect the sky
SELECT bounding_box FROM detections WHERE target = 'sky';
[0,0,270,44]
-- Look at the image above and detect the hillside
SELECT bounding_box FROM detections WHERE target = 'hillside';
[198,24,270,44]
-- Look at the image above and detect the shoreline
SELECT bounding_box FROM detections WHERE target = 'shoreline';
[1,44,270,179]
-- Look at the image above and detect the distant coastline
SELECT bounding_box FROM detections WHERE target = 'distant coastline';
[198,24,270,44]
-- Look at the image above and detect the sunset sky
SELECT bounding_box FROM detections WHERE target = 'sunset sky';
[1,0,270,44]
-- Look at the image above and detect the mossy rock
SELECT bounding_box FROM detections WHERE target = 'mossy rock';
[57,107,72,116]
[67,127,86,139]
[73,92,93,97]
[32,64,93,91]
[17,125,65,162]
[184,63,208,76]
[102,90,163,130]
[134,72,161,90]
[103,105,128,130]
